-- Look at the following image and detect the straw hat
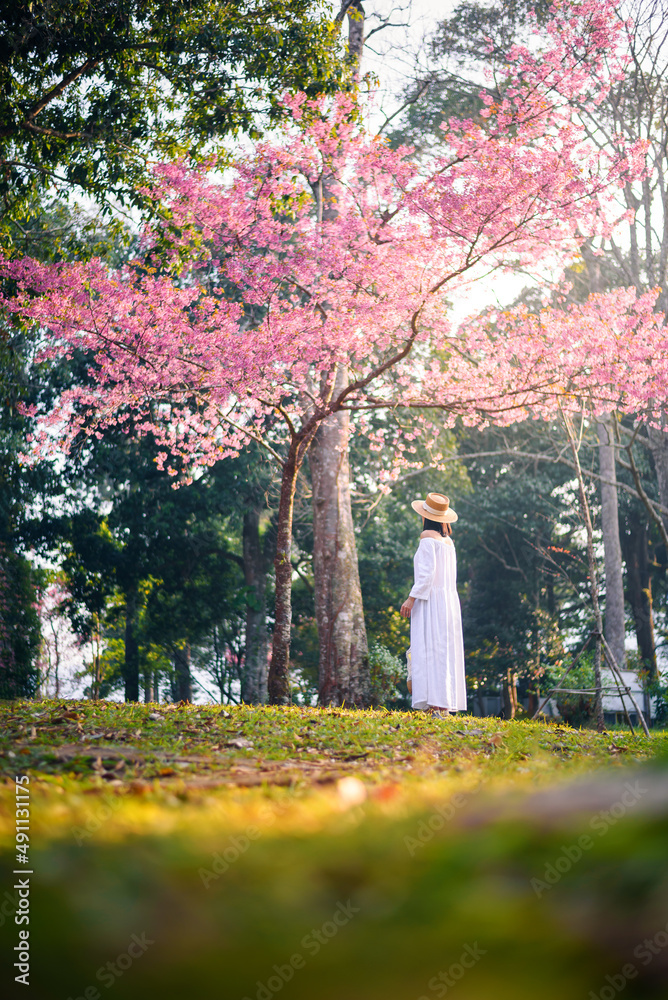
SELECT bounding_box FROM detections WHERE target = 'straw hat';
[411,492,458,523]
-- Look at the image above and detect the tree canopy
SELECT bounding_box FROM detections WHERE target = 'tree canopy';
[0,0,347,240]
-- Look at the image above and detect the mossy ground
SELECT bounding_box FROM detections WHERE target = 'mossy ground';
[1,700,668,999]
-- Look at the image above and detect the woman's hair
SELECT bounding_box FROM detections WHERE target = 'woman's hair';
[423,517,452,536]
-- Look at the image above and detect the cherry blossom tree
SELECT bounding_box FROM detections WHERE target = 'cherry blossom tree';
[2,0,658,704]
[35,577,84,699]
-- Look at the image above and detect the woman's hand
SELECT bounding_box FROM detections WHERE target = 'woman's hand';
[400,596,415,619]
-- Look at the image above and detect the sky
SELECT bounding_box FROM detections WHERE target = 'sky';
[342,1,456,119]
[346,1,535,320]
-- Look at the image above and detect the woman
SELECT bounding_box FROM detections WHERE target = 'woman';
[400,492,466,717]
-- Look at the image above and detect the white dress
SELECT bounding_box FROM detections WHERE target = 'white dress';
[409,536,467,711]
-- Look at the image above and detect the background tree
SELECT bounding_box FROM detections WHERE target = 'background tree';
[0,0,348,244]
[305,0,369,710]
[0,281,50,697]
[393,0,668,680]
[5,0,653,705]
[455,423,589,719]
[0,0,352,700]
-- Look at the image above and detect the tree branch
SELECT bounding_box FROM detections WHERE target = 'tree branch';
[23,57,101,122]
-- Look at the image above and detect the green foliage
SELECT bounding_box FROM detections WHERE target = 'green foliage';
[389,0,553,151]
[368,640,406,708]
[82,580,172,700]
[36,432,252,698]
[647,669,668,726]
[289,613,319,704]
[0,545,40,697]
[549,654,596,728]
[0,292,51,697]
[352,416,470,659]
[0,0,348,243]
[454,423,586,699]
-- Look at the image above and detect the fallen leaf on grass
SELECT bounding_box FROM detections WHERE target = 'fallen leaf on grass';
[225,738,254,750]
[372,784,400,802]
[49,711,81,724]
[129,781,150,794]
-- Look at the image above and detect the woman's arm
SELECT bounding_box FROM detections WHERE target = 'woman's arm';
[401,540,436,617]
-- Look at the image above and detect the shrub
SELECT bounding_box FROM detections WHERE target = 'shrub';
[369,641,406,708]
[550,655,596,728]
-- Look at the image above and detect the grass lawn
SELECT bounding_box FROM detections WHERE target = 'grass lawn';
[1,699,668,999]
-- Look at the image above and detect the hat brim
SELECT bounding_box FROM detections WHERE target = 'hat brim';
[411,499,458,523]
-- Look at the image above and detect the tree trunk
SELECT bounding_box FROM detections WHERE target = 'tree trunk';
[144,669,153,703]
[53,623,61,698]
[528,688,539,716]
[305,2,369,707]
[91,616,101,701]
[309,393,370,706]
[268,439,307,705]
[647,422,668,535]
[174,642,192,702]
[621,521,658,679]
[597,414,626,669]
[123,583,139,702]
[346,1,365,74]
[242,509,269,704]
[502,668,518,719]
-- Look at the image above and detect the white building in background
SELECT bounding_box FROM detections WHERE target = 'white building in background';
[470,667,653,726]
[599,667,652,728]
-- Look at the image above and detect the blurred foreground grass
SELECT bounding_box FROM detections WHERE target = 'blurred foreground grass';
[1,700,668,999]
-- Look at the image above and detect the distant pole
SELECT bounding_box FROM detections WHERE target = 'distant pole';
[560,405,605,732]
